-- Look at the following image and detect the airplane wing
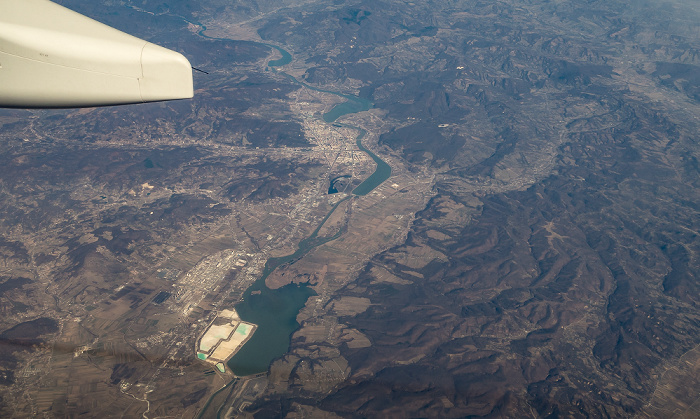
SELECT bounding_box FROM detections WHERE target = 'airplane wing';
[0,0,193,108]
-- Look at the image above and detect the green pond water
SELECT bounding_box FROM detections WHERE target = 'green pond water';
[227,280,316,376]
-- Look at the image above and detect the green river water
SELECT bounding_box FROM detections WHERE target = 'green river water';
[118,9,396,413]
[150,16,399,417]
[226,44,391,377]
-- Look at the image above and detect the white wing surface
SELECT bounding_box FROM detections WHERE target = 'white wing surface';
[0,0,193,107]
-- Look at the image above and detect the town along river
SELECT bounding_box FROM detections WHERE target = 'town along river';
[227,45,390,376]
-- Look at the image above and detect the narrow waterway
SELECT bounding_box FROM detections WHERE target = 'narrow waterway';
[349,128,392,196]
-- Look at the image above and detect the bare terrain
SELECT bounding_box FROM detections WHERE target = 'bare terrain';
[1,0,700,418]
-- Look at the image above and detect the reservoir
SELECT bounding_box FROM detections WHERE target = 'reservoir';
[227,198,348,376]
[227,276,315,376]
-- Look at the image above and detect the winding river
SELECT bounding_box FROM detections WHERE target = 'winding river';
[227,45,390,376]
[262,43,373,123]
[140,11,391,377]
[113,8,397,416]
